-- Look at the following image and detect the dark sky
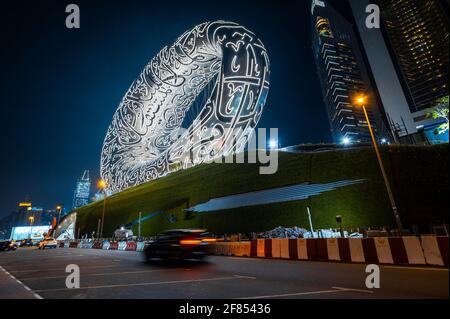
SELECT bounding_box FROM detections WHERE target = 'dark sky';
[0,0,350,218]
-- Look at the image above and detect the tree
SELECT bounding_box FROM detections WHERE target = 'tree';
[427,96,449,135]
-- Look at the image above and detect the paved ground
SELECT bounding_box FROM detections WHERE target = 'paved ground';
[0,247,448,299]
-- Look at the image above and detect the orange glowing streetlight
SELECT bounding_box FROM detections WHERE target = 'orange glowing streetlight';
[56,204,63,228]
[98,179,107,189]
[354,94,403,234]
[98,179,108,239]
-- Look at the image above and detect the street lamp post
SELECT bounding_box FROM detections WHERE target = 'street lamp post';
[56,205,62,225]
[356,95,404,234]
[98,180,108,240]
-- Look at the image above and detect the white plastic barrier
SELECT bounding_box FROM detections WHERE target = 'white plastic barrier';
[402,237,426,265]
[326,238,340,261]
[256,239,265,257]
[348,238,365,263]
[80,242,93,249]
[118,241,127,251]
[280,239,290,259]
[234,242,249,256]
[271,239,281,258]
[136,242,146,252]
[374,237,394,264]
[421,236,444,266]
[102,241,110,250]
[296,239,308,260]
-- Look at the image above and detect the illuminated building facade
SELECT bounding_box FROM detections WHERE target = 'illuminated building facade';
[376,0,448,113]
[101,21,270,193]
[72,170,91,209]
[350,0,449,144]
[311,0,387,144]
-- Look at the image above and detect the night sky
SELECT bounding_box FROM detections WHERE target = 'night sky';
[0,0,351,217]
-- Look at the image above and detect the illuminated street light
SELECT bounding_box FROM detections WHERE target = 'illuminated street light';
[269,139,278,150]
[354,94,403,234]
[98,179,108,239]
[342,137,351,145]
[56,204,63,232]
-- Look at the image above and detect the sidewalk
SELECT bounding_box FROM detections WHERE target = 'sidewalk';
[0,266,41,299]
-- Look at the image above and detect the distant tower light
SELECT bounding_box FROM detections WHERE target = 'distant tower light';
[269,139,278,150]
[342,137,351,145]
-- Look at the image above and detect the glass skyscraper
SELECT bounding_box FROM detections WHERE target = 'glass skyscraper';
[311,0,388,144]
[376,0,449,113]
[72,170,91,209]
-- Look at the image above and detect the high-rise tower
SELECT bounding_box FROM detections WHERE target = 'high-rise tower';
[350,0,449,143]
[72,170,91,209]
[311,0,388,144]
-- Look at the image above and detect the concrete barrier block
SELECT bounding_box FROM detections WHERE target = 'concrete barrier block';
[402,237,426,265]
[257,239,265,257]
[280,239,290,259]
[296,239,308,260]
[348,238,365,263]
[326,238,340,261]
[271,239,281,258]
[374,237,394,264]
[421,236,444,266]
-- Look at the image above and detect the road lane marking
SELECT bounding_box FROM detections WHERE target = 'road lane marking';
[0,255,86,266]
[21,268,192,280]
[382,266,449,272]
[332,287,374,294]
[228,257,262,261]
[0,265,43,299]
[237,287,373,299]
[236,289,346,299]
[8,264,127,273]
[34,275,256,292]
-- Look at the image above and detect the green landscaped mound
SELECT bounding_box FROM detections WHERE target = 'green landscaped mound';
[74,145,448,237]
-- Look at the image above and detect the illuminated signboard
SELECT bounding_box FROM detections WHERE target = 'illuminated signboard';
[18,202,32,207]
[10,225,51,241]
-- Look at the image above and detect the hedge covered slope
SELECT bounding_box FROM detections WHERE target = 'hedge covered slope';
[74,145,448,236]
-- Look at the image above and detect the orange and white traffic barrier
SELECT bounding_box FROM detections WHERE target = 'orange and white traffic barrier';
[348,238,365,262]
[69,241,79,248]
[108,242,119,250]
[234,237,448,266]
[421,236,449,266]
[102,241,110,250]
[125,242,137,251]
[92,241,103,249]
[326,238,340,261]
[136,242,146,251]
[118,241,127,251]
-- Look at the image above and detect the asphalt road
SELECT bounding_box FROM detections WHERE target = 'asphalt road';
[0,247,448,299]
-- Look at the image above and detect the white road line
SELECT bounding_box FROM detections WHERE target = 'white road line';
[237,287,374,299]
[9,264,125,273]
[236,289,345,299]
[0,265,43,299]
[383,266,449,272]
[21,268,192,280]
[332,287,374,294]
[228,257,262,261]
[35,275,256,293]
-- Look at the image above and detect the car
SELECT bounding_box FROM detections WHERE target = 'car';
[38,237,58,249]
[144,229,216,261]
[0,240,18,251]
[19,238,34,247]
